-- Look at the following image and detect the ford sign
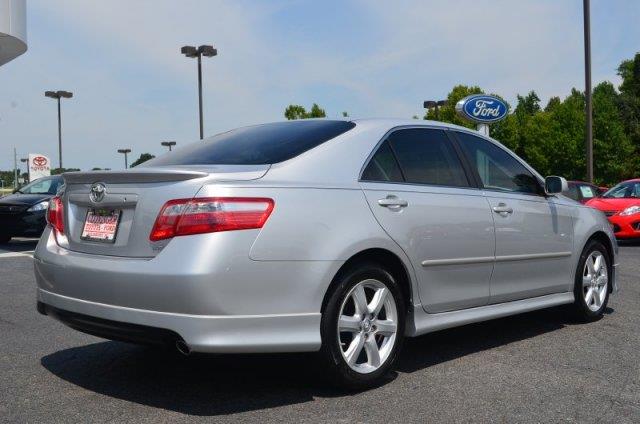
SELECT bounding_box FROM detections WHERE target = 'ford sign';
[455,95,508,124]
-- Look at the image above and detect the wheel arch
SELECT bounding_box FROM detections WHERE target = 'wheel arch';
[583,230,615,293]
[321,248,414,313]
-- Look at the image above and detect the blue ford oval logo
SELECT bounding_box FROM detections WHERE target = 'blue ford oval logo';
[455,95,508,124]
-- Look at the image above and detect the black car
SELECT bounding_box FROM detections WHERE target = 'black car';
[0,176,64,243]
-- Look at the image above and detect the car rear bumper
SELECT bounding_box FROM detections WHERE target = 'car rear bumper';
[607,214,640,239]
[34,228,341,353]
[37,289,321,353]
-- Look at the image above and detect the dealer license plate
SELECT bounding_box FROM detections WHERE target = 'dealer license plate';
[81,209,121,243]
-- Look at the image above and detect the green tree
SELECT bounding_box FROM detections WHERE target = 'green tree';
[130,153,155,168]
[617,53,640,176]
[592,81,635,182]
[284,103,327,120]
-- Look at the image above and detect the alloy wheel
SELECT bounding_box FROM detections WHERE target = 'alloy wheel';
[582,250,608,312]
[337,279,398,374]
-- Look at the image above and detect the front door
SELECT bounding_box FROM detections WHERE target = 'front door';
[360,128,495,313]
[453,130,574,303]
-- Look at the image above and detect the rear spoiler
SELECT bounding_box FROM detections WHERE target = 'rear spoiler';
[62,169,208,184]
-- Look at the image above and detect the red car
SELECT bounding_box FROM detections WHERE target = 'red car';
[586,179,640,239]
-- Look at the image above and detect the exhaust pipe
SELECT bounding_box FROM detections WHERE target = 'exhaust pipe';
[175,340,191,356]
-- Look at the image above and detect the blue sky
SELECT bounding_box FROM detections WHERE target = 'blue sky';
[1,0,639,171]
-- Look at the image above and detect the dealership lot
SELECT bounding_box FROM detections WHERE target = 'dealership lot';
[1,239,639,423]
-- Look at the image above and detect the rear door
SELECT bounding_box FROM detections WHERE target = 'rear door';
[453,131,574,303]
[360,127,495,313]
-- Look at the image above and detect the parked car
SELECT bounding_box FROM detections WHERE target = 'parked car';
[566,180,602,204]
[0,175,64,243]
[586,179,640,239]
[34,119,618,388]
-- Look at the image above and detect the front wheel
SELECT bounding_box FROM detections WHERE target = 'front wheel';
[572,240,610,321]
[320,262,405,389]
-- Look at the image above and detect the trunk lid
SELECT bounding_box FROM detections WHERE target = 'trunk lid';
[60,165,269,258]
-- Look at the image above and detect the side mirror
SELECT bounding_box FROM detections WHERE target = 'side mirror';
[544,176,568,195]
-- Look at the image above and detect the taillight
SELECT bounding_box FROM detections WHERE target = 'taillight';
[149,197,274,241]
[46,196,65,234]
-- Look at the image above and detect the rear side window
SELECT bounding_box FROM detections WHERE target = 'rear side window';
[455,131,543,195]
[388,128,469,187]
[361,140,403,182]
[145,120,356,166]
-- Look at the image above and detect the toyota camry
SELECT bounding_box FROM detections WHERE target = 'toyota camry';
[34,119,618,388]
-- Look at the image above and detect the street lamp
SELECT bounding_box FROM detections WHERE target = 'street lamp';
[117,149,132,169]
[161,141,177,151]
[423,100,447,120]
[181,44,217,140]
[44,90,73,170]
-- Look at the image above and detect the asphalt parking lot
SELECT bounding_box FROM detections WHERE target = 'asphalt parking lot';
[1,239,639,423]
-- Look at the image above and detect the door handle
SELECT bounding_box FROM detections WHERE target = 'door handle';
[378,195,408,209]
[492,203,513,216]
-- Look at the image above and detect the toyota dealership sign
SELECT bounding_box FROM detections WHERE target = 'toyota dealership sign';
[28,153,51,180]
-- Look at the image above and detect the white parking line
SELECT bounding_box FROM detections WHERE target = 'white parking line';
[0,251,34,259]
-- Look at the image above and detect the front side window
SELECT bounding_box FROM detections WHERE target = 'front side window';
[455,131,542,195]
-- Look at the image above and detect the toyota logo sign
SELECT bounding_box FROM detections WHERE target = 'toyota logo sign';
[33,156,48,167]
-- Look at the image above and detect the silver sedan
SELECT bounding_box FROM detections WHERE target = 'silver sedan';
[34,119,618,388]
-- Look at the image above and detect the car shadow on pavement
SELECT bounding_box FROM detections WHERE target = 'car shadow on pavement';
[40,306,586,417]
[0,237,39,252]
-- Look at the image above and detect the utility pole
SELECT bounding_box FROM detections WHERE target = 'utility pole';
[583,0,593,182]
[13,147,18,189]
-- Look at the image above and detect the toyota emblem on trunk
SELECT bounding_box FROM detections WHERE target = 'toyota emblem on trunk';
[90,183,106,203]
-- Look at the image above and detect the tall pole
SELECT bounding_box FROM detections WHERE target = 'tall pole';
[57,97,63,169]
[584,0,593,183]
[182,45,216,140]
[197,54,204,140]
[13,147,18,189]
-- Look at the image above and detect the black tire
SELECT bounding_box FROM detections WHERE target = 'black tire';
[320,261,406,390]
[572,240,610,322]
[0,234,11,244]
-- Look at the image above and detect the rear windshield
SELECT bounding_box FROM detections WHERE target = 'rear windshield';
[145,120,356,166]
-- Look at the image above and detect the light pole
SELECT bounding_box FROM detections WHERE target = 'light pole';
[161,141,177,151]
[583,0,593,183]
[117,149,131,169]
[181,45,217,140]
[44,90,73,170]
[423,100,447,120]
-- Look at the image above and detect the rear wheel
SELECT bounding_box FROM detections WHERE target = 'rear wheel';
[572,240,610,321]
[320,262,405,389]
[0,234,11,244]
